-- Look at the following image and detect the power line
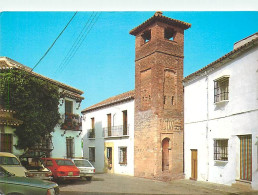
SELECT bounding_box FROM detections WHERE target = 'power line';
[55,12,101,75]
[31,11,78,72]
[54,12,96,74]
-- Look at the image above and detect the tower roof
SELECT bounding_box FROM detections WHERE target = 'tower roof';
[130,12,191,36]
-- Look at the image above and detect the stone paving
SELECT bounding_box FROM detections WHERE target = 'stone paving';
[59,173,257,195]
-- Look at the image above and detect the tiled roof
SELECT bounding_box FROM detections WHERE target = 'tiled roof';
[0,109,23,126]
[82,90,135,113]
[183,35,258,83]
[0,57,84,99]
[130,11,191,36]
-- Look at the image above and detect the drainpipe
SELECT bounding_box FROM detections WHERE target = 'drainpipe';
[205,71,210,181]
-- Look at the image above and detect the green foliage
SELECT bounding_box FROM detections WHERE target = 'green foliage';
[0,69,60,150]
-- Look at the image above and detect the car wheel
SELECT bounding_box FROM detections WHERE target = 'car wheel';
[86,177,92,181]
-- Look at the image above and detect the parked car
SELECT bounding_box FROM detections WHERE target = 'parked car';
[0,166,59,195]
[19,154,52,180]
[41,158,80,181]
[0,152,27,177]
[71,158,95,181]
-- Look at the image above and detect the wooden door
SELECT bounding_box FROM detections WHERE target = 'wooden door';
[191,149,197,180]
[107,114,111,136]
[162,138,170,171]
[0,134,12,152]
[240,135,252,181]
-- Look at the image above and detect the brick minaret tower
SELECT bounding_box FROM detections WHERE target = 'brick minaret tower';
[130,12,191,180]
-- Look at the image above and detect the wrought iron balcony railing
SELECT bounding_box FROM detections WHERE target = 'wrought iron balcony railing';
[103,125,129,138]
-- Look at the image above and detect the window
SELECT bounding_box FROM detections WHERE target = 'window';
[89,147,95,162]
[66,137,74,158]
[45,160,53,166]
[0,134,12,153]
[119,147,127,165]
[89,117,95,138]
[107,114,111,136]
[65,100,73,113]
[214,76,229,103]
[164,27,176,41]
[123,110,127,135]
[214,139,228,161]
[142,30,151,43]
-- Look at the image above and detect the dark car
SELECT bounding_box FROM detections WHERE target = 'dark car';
[20,154,52,180]
[41,158,80,181]
[0,166,59,195]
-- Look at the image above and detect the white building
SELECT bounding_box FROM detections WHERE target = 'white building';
[81,90,134,175]
[183,33,258,189]
[0,57,84,159]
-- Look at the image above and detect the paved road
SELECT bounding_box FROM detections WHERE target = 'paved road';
[59,174,256,195]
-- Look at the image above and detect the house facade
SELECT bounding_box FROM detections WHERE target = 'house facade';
[183,33,258,189]
[0,108,23,154]
[0,57,84,158]
[81,91,134,175]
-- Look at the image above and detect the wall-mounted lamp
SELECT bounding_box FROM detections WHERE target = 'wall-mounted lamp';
[76,101,81,110]
[61,130,67,136]
[59,99,64,106]
[77,131,82,137]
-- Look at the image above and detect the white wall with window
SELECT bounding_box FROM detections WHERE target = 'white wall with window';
[51,96,83,159]
[184,34,258,189]
[82,95,134,175]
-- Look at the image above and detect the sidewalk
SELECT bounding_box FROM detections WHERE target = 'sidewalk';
[171,179,258,195]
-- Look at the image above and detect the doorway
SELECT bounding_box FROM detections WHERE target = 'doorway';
[107,147,112,170]
[162,138,170,171]
[191,149,197,180]
[240,135,252,181]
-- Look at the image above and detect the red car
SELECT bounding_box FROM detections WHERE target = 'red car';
[41,158,80,181]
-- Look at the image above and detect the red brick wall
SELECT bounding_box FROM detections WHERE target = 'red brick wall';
[133,19,186,180]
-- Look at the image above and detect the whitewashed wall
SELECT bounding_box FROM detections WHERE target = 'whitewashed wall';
[82,99,134,175]
[51,96,83,158]
[184,47,258,189]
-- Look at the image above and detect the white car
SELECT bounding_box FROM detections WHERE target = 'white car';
[71,159,95,181]
[0,152,27,177]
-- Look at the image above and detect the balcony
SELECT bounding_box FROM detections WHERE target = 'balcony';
[103,125,129,138]
[88,129,95,139]
[60,112,82,131]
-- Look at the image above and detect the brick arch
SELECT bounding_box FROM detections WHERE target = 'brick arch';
[162,138,170,171]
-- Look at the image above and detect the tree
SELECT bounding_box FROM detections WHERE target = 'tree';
[0,69,60,150]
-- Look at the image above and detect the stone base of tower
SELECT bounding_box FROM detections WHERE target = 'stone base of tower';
[134,171,184,182]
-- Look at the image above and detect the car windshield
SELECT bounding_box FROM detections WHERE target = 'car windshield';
[0,166,13,177]
[0,156,21,165]
[56,160,74,166]
[74,160,92,167]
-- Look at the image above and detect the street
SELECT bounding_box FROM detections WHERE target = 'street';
[58,174,256,195]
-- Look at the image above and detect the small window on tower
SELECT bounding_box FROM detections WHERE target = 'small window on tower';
[164,28,176,41]
[142,30,151,43]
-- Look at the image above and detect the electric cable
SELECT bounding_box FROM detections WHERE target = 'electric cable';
[56,12,101,74]
[31,12,78,72]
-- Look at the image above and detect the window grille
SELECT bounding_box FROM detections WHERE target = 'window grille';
[66,137,74,158]
[119,147,127,164]
[214,139,228,161]
[89,147,95,162]
[214,77,229,103]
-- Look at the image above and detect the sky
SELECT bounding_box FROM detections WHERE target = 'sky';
[0,11,258,110]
